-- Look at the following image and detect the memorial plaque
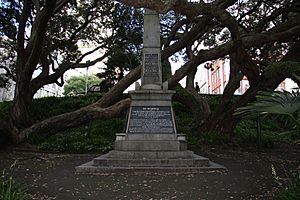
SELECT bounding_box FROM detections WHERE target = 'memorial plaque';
[143,53,160,83]
[127,106,175,134]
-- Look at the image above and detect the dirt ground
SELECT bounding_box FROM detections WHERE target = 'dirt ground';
[0,146,299,200]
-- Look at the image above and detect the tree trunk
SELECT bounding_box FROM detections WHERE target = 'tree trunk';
[10,92,33,130]
[185,44,197,91]
[163,59,210,123]
[174,85,210,124]
[200,85,261,134]
[198,53,252,134]
[186,67,197,91]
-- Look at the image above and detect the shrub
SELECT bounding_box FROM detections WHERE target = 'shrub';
[31,118,125,153]
[0,177,26,200]
[275,171,300,200]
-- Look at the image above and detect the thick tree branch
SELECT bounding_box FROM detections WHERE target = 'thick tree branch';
[30,50,109,96]
[25,0,57,79]
[94,23,300,108]
[97,66,141,107]
[50,11,104,51]
[19,98,131,142]
[55,0,71,13]
[223,55,243,97]
[167,25,300,89]
[161,0,236,59]
[254,6,299,33]
[17,0,31,53]
[163,19,188,48]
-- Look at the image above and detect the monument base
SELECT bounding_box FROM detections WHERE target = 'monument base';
[76,88,226,174]
[76,150,226,174]
[76,134,226,174]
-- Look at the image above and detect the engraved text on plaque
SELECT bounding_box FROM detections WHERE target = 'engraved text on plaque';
[127,106,175,134]
[143,53,160,83]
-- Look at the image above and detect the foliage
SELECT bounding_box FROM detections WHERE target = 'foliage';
[31,118,125,153]
[173,102,198,145]
[234,119,290,148]
[197,132,232,146]
[0,101,11,120]
[97,3,143,92]
[275,170,300,200]
[63,75,101,96]
[0,0,114,82]
[0,0,300,144]
[264,62,300,79]
[1,93,296,151]
[235,90,300,136]
[0,177,25,200]
[0,74,9,88]
[0,93,103,122]
[205,94,226,111]
[30,94,104,121]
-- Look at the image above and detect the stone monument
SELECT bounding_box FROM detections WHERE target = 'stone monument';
[76,9,225,173]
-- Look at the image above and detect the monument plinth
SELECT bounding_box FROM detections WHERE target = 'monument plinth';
[76,9,225,174]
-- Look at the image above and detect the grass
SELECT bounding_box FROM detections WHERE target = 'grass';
[0,177,26,200]
[275,171,300,200]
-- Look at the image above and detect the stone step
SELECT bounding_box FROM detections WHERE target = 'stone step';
[92,155,210,167]
[76,161,226,174]
[115,140,187,151]
[106,150,195,159]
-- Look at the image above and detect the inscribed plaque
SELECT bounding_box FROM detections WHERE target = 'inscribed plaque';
[127,106,175,134]
[143,53,160,83]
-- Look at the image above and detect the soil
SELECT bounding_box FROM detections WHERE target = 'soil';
[0,146,299,200]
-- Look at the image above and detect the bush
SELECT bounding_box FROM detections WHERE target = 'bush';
[0,177,26,200]
[30,118,125,153]
[30,93,103,121]
[0,101,11,120]
[276,171,300,200]
[0,93,294,151]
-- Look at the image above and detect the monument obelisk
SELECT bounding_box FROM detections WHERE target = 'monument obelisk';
[76,9,225,173]
[120,8,180,145]
[141,9,162,89]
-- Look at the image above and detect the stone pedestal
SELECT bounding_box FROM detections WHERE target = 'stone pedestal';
[76,87,225,174]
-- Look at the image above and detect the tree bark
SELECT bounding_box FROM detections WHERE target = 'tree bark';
[174,85,211,124]
[18,99,131,143]
[185,44,197,91]
[10,0,57,129]
[186,68,197,91]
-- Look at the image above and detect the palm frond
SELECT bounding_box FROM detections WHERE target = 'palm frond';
[235,90,300,119]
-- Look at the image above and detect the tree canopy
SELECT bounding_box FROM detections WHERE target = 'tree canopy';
[97,3,143,92]
[0,0,299,144]
[63,74,101,96]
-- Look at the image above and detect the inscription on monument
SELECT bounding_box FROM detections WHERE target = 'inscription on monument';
[143,53,160,83]
[127,106,175,134]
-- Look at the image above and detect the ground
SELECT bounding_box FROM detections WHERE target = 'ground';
[0,146,299,200]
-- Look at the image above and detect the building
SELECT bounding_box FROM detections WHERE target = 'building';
[202,59,297,95]
[0,79,15,101]
[0,82,63,102]
[34,83,63,98]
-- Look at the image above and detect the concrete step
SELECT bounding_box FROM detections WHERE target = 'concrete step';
[92,154,210,167]
[114,140,186,151]
[76,160,226,174]
[106,150,195,159]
